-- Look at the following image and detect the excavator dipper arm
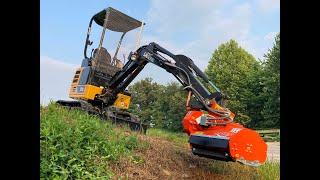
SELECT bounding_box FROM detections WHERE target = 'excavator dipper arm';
[105,42,224,110]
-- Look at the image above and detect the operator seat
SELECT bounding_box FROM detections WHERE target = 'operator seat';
[92,47,111,68]
[92,47,111,72]
[91,47,121,76]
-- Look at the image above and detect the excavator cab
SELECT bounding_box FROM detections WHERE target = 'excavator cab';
[84,7,144,70]
[68,7,145,109]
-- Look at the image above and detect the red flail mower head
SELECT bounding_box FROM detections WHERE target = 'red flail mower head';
[182,102,267,167]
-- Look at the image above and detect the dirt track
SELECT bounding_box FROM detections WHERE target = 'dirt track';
[111,135,225,179]
[110,133,268,179]
[267,142,280,162]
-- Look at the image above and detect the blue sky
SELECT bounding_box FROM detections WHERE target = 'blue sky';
[40,0,279,104]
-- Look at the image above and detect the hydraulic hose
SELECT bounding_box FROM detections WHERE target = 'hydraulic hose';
[166,63,233,125]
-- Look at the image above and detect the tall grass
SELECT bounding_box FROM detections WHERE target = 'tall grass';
[257,161,280,180]
[147,128,189,144]
[40,103,141,179]
[205,160,280,180]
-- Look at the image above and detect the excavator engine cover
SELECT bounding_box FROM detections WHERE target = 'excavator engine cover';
[183,111,267,166]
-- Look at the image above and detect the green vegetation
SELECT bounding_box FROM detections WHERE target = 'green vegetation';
[128,80,187,131]
[40,103,142,179]
[40,104,279,179]
[206,160,280,180]
[259,33,280,128]
[147,128,188,144]
[257,161,280,180]
[205,39,262,126]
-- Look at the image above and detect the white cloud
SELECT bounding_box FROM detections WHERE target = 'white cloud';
[40,56,77,105]
[144,0,280,68]
[147,0,226,36]
[237,31,278,61]
[131,63,177,84]
[264,31,277,41]
[258,0,280,13]
[145,0,259,70]
[238,37,261,58]
[211,3,251,37]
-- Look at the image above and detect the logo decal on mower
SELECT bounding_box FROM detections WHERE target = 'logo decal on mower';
[231,128,242,133]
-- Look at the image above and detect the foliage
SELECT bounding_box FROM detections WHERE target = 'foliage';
[152,82,187,131]
[205,39,262,126]
[128,77,164,126]
[128,78,187,131]
[259,33,280,128]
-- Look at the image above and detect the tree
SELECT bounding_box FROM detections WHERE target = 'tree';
[127,78,164,126]
[153,82,187,131]
[128,78,187,131]
[205,39,263,126]
[259,33,280,128]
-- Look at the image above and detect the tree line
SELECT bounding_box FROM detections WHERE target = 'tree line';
[128,33,280,131]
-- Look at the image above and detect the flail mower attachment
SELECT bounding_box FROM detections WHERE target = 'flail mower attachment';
[183,102,267,167]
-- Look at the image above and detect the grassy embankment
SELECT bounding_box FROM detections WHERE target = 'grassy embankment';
[41,103,279,179]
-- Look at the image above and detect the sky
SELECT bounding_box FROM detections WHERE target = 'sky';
[40,0,279,105]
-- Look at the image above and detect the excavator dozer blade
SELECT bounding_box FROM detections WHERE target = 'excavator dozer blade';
[188,123,267,167]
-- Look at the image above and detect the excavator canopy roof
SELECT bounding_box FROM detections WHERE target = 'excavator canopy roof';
[93,7,144,33]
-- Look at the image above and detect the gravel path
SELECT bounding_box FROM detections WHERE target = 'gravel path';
[267,142,280,162]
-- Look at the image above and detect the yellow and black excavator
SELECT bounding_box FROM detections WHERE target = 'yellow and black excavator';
[57,7,267,166]
[57,7,148,133]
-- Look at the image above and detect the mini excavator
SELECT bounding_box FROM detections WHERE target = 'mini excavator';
[57,7,267,166]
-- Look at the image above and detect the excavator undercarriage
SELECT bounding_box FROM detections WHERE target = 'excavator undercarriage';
[56,100,147,134]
